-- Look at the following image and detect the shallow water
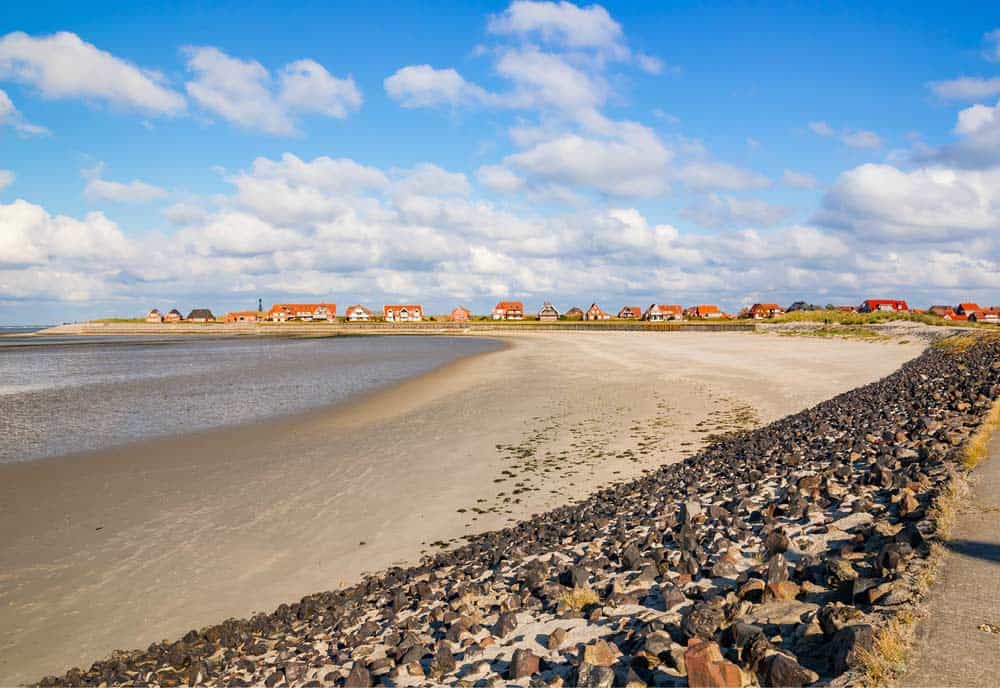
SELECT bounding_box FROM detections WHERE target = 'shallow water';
[0,335,500,463]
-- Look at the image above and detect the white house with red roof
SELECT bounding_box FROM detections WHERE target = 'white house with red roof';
[268,303,337,322]
[345,304,373,322]
[384,304,422,322]
[748,303,785,319]
[858,299,908,313]
[492,301,524,320]
[584,303,612,321]
[643,304,683,321]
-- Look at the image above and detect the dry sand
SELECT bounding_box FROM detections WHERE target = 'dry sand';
[0,331,924,683]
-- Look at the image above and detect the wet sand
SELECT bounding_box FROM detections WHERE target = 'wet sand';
[0,331,925,683]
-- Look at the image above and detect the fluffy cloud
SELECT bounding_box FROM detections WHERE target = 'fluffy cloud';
[0,88,47,136]
[819,163,1000,241]
[487,0,627,59]
[0,199,134,272]
[504,121,672,196]
[5,149,999,314]
[84,178,168,204]
[0,31,184,115]
[183,46,360,135]
[278,59,361,119]
[384,65,490,108]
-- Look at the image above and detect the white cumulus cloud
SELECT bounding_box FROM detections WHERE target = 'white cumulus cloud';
[0,31,185,115]
[183,46,359,135]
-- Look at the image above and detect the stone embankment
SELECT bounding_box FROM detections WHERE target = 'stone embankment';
[37,338,1000,688]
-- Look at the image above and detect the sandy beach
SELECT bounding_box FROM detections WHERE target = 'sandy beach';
[0,331,925,684]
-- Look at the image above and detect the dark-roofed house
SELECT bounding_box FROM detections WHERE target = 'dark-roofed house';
[145,309,163,323]
[164,309,183,323]
[564,307,583,320]
[929,305,954,317]
[538,302,560,322]
[186,309,216,322]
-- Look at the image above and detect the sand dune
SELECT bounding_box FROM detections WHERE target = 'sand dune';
[0,331,924,683]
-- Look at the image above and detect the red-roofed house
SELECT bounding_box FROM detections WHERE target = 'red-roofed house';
[585,303,612,321]
[687,304,723,319]
[345,305,373,322]
[617,305,642,320]
[929,305,955,317]
[748,303,785,319]
[492,301,524,320]
[225,311,259,323]
[384,304,422,322]
[450,306,471,322]
[968,308,1000,323]
[942,312,968,322]
[858,299,908,313]
[268,303,337,322]
[643,304,683,322]
[956,302,982,315]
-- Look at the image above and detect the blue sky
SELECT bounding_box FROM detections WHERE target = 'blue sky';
[2,1,1000,323]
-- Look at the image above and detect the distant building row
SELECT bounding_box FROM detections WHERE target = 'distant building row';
[145,297,1000,324]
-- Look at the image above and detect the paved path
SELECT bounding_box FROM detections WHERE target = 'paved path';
[904,433,1000,687]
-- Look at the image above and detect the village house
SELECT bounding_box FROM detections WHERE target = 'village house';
[617,305,642,320]
[942,311,968,322]
[859,299,909,313]
[345,305,373,322]
[186,309,216,323]
[584,303,612,321]
[643,304,683,322]
[384,304,423,322]
[538,302,560,321]
[564,307,583,320]
[748,303,785,319]
[956,302,982,315]
[492,301,524,320]
[225,311,259,323]
[450,306,471,323]
[929,305,955,317]
[163,309,183,323]
[968,308,1000,323]
[145,309,163,323]
[686,304,723,319]
[268,303,337,322]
